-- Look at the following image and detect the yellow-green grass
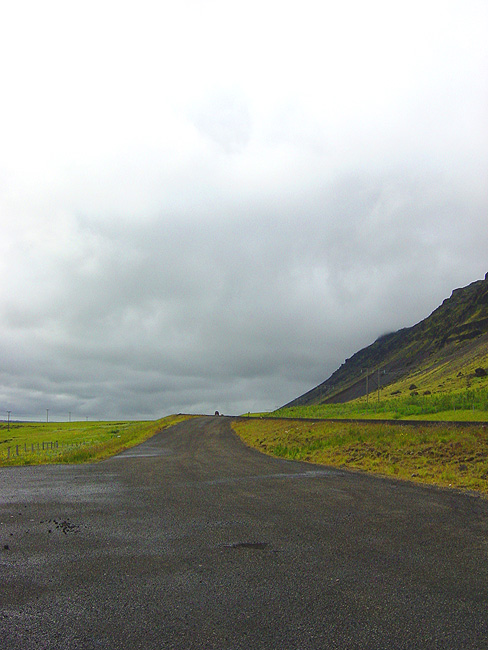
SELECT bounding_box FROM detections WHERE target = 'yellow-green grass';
[351,345,488,408]
[0,415,196,466]
[268,343,488,423]
[273,406,488,422]
[385,344,488,396]
[272,386,488,422]
[232,418,488,494]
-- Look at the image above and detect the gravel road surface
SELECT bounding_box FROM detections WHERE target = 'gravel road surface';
[1,416,487,649]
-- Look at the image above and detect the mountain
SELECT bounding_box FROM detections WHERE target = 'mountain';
[284,273,488,407]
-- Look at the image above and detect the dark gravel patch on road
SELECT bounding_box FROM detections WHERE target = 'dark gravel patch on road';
[1,416,487,649]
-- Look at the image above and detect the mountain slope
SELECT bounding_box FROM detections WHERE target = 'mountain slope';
[284,273,488,407]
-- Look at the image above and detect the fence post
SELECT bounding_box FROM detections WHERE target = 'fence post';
[16,445,19,456]
[7,447,10,459]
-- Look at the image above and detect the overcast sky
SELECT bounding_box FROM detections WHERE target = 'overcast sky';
[1,0,487,420]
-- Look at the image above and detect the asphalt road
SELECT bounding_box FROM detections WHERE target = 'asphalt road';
[1,416,487,649]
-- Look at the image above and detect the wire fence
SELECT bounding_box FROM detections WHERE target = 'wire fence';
[3,440,89,460]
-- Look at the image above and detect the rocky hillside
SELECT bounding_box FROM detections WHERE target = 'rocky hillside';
[285,273,488,407]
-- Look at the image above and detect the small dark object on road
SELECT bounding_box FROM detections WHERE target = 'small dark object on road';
[224,542,268,550]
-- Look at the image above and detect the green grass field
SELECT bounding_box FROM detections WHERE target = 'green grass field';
[272,386,488,421]
[232,417,488,494]
[0,415,195,466]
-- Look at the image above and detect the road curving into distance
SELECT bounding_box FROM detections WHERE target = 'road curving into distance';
[1,416,487,649]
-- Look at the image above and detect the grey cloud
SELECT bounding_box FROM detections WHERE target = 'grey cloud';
[2,161,487,421]
[1,1,486,420]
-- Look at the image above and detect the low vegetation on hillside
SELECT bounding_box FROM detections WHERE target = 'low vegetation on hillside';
[273,386,488,421]
[232,418,488,494]
[285,274,488,408]
[0,414,194,466]
[247,277,488,494]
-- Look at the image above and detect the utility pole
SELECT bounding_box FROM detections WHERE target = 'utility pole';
[363,367,406,405]
[7,410,11,431]
[69,412,71,423]
[46,409,49,423]
[361,369,370,403]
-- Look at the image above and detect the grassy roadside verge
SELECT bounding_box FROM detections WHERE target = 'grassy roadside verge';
[0,414,196,466]
[231,418,488,494]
